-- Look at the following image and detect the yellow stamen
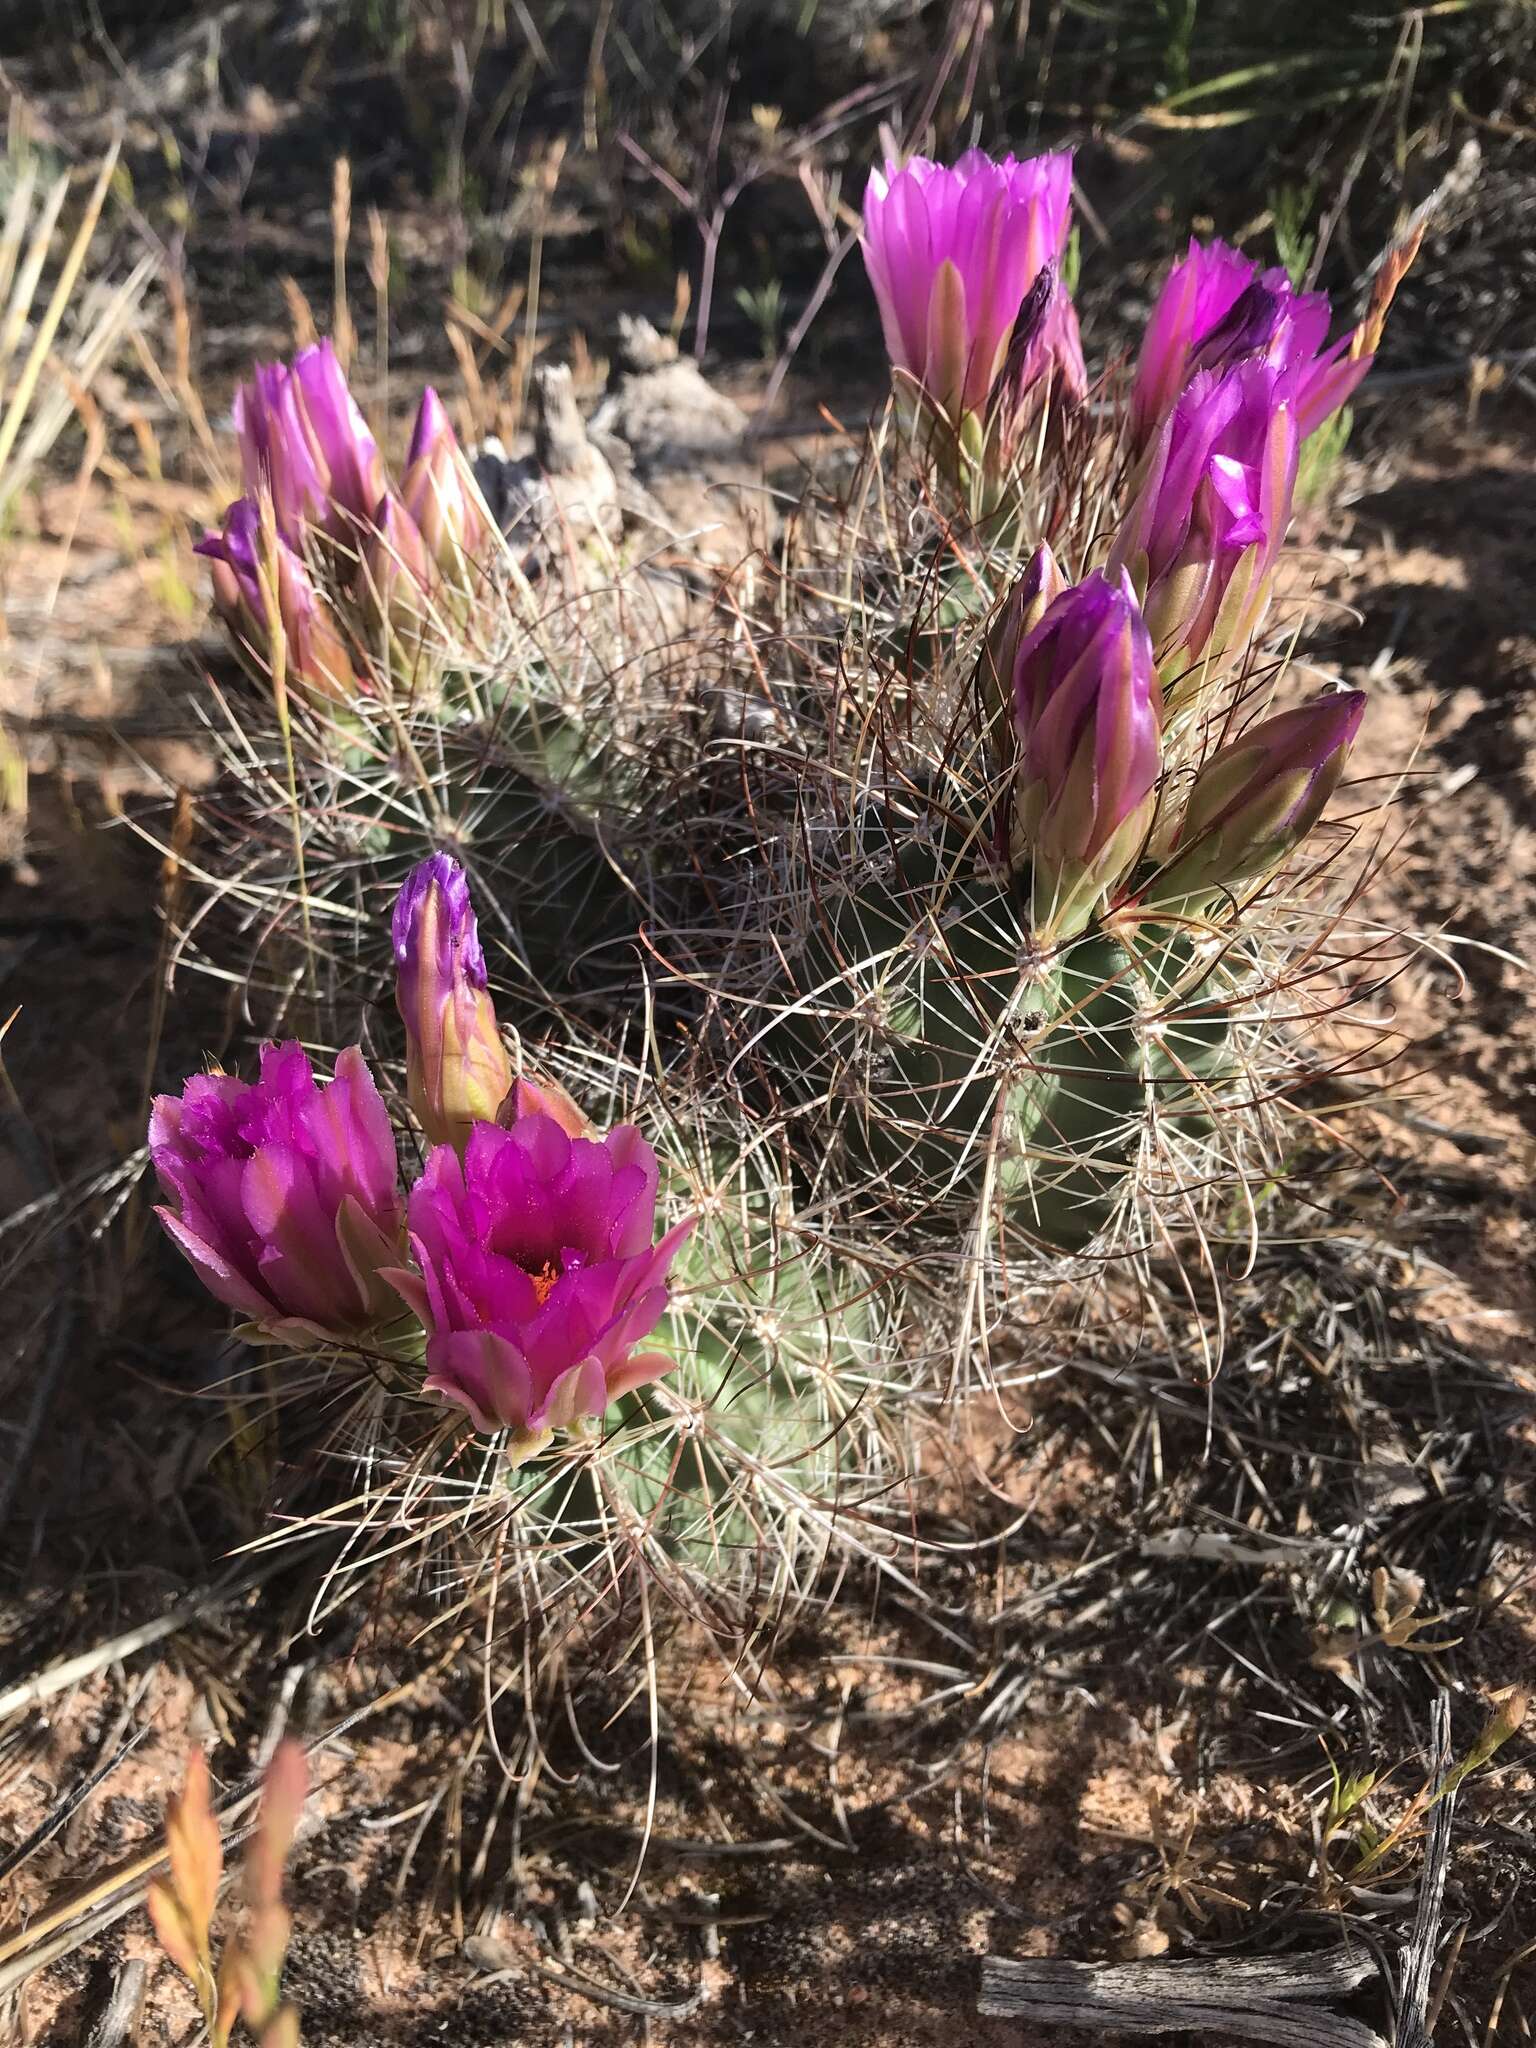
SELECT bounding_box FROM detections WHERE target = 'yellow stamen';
[529,1261,559,1307]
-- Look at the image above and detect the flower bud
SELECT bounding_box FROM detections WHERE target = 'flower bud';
[195,498,363,705]
[196,496,267,640]
[399,387,491,584]
[500,1071,594,1141]
[292,339,385,528]
[150,1042,402,1342]
[1011,570,1162,940]
[272,539,364,704]
[1142,691,1365,905]
[392,853,513,1151]
[995,261,1088,418]
[233,340,384,545]
[978,541,1067,738]
[359,492,438,684]
[1111,359,1299,698]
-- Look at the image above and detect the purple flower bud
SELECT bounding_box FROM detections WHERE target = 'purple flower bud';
[233,364,327,545]
[392,854,513,1152]
[1010,570,1162,938]
[995,261,1089,416]
[195,498,364,705]
[502,1072,593,1141]
[289,340,384,529]
[1111,359,1300,685]
[399,386,490,580]
[1131,239,1370,450]
[233,340,384,544]
[384,1113,694,1450]
[861,147,1077,430]
[195,496,267,635]
[271,540,366,703]
[979,541,1067,733]
[150,1043,402,1340]
[359,491,437,667]
[1145,691,1366,904]
[406,383,453,471]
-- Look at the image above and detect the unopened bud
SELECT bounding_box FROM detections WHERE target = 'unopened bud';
[360,492,438,683]
[499,1072,594,1140]
[1011,570,1162,941]
[978,541,1067,738]
[1142,691,1365,906]
[392,853,513,1151]
[399,386,492,587]
[195,498,362,705]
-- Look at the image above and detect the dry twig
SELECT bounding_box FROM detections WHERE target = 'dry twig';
[979,1944,1384,2048]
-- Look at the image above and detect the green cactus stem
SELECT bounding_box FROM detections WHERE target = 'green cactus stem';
[773,807,1238,1251]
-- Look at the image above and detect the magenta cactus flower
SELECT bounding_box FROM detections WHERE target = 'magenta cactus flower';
[196,498,364,704]
[386,1112,695,1446]
[1131,239,1371,450]
[1131,238,1254,446]
[399,387,490,579]
[1189,271,1372,441]
[1110,358,1300,687]
[1010,570,1162,938]
[150,1043,402,1341]
[196,496,267,629]
[392,854,513,1153]
[860,148,1081,432]
[1143,691,1366,905]
[233,339,385,544]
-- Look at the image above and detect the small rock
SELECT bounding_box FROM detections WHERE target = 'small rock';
[475,365,622,564]
[589,316,750,477]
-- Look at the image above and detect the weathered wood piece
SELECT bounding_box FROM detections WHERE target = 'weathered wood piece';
[979,1943,1385,2048]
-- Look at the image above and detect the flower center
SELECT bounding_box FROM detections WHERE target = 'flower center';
[527,1259,560,1307]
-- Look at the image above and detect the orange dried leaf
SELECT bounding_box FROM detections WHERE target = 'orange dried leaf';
[146,1875,202,1983]
[247,1739,307,1912]
[165,1748,223,1950]
[1352,222,1426,361]
[259,2006,302,2048]
[240,1902,293,2020]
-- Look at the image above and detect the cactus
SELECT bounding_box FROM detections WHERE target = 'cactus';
[190,354,653,1042]
[159,156,1420,1687]
[765,802,1238,1251]
[711,639,1263,1260]
[513,1118,902,1604]
[153,858,913,1651]
[254,1086,911,1655]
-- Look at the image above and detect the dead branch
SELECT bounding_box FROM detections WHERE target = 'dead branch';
[979,1943,1384,2048]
